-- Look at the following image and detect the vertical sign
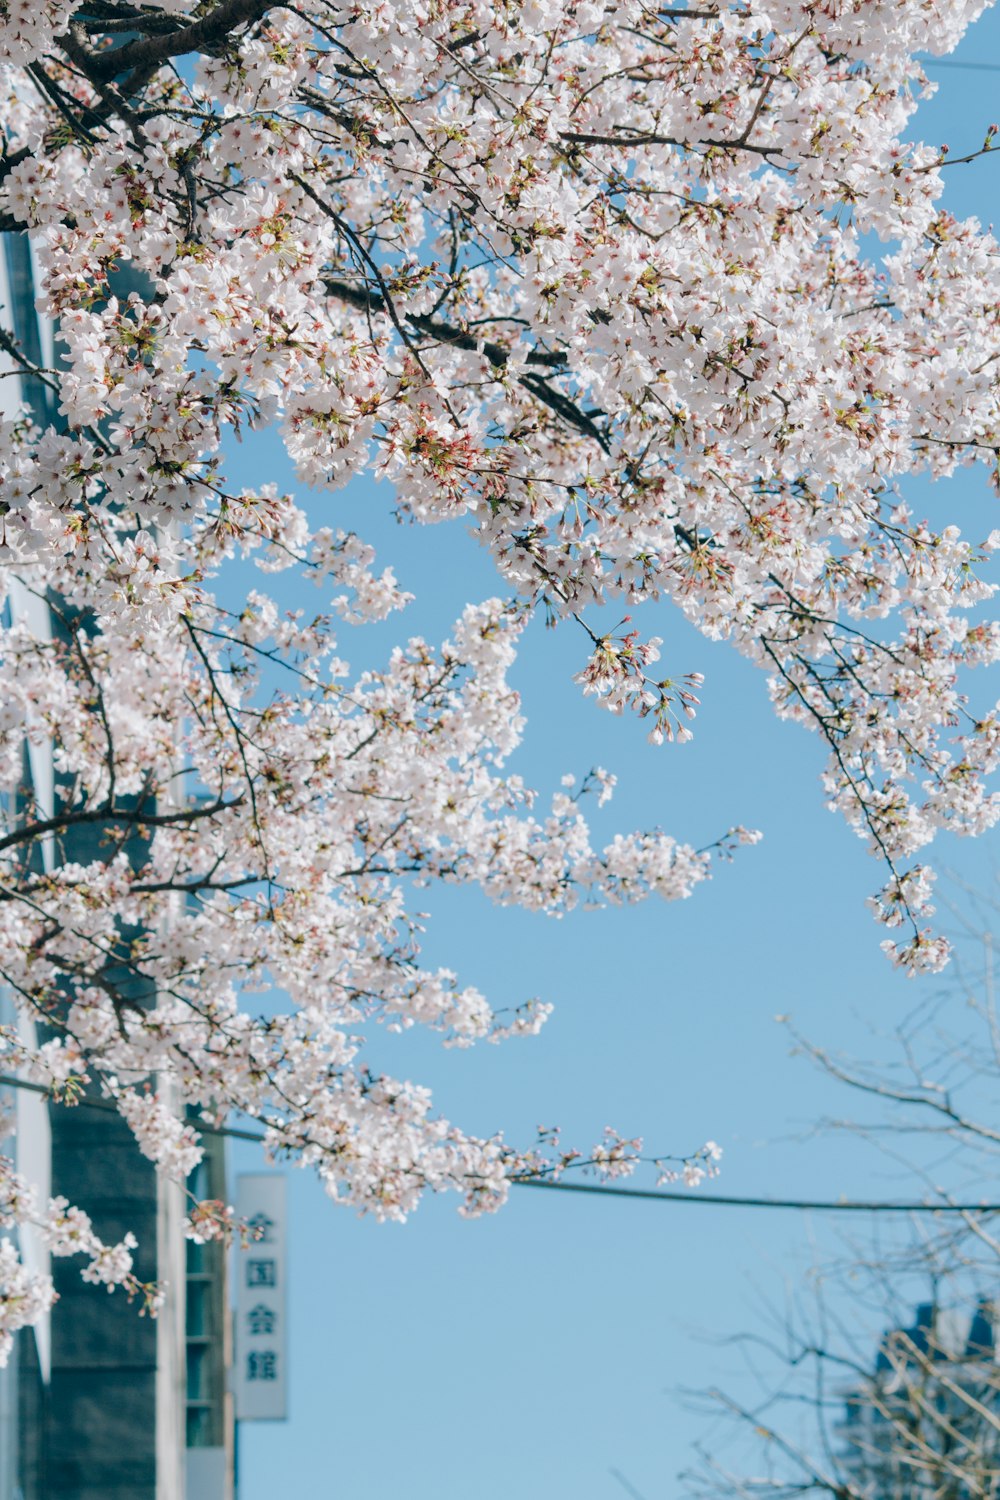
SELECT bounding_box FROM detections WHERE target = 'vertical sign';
[234,1174,287,1421]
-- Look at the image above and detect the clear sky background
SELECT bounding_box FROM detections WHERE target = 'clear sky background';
[222,19,1000,1498]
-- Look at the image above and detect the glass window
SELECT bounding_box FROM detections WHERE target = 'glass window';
[186,1406,212,1449]
[186,1281,210,1337]
[186,1344,208,1402]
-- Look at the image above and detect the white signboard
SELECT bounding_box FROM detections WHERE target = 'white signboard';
[234,1174,287,1421]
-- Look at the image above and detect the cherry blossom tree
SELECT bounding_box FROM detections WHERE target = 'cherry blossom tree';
[0,0,999,1353]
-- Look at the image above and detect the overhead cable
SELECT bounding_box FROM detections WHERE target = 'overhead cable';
[3,1073,996,1215]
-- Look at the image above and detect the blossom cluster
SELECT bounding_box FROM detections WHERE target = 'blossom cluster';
[0,1145,157,1365]
[0,0,998,1351]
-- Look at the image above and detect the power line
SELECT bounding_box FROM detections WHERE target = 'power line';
[0,1072,264,1143]
[923,59,1000,72]
[512,1177,1000,1215]
[3,1072,998,1215]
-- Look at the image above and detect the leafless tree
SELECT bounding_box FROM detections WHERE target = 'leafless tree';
[684,882,1000,1500]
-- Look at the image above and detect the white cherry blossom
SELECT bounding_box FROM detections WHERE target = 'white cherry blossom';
[0,0,998,1355]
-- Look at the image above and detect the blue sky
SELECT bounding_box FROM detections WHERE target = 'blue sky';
[224,19,1000,1498]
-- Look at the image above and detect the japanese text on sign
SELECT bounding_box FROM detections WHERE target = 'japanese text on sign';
[234,1174,287,1421]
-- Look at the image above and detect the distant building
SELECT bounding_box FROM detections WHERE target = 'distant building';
[838,1299,1000,1499]
[0,237,236,1499]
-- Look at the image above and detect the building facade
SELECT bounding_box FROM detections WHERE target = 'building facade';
[838,1299,1000,1500]
[0,235,235,1500]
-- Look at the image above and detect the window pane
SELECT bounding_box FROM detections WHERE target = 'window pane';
[186,1406,211,1449]
[186,1281,210,1337]
[187,1345,208,1402]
